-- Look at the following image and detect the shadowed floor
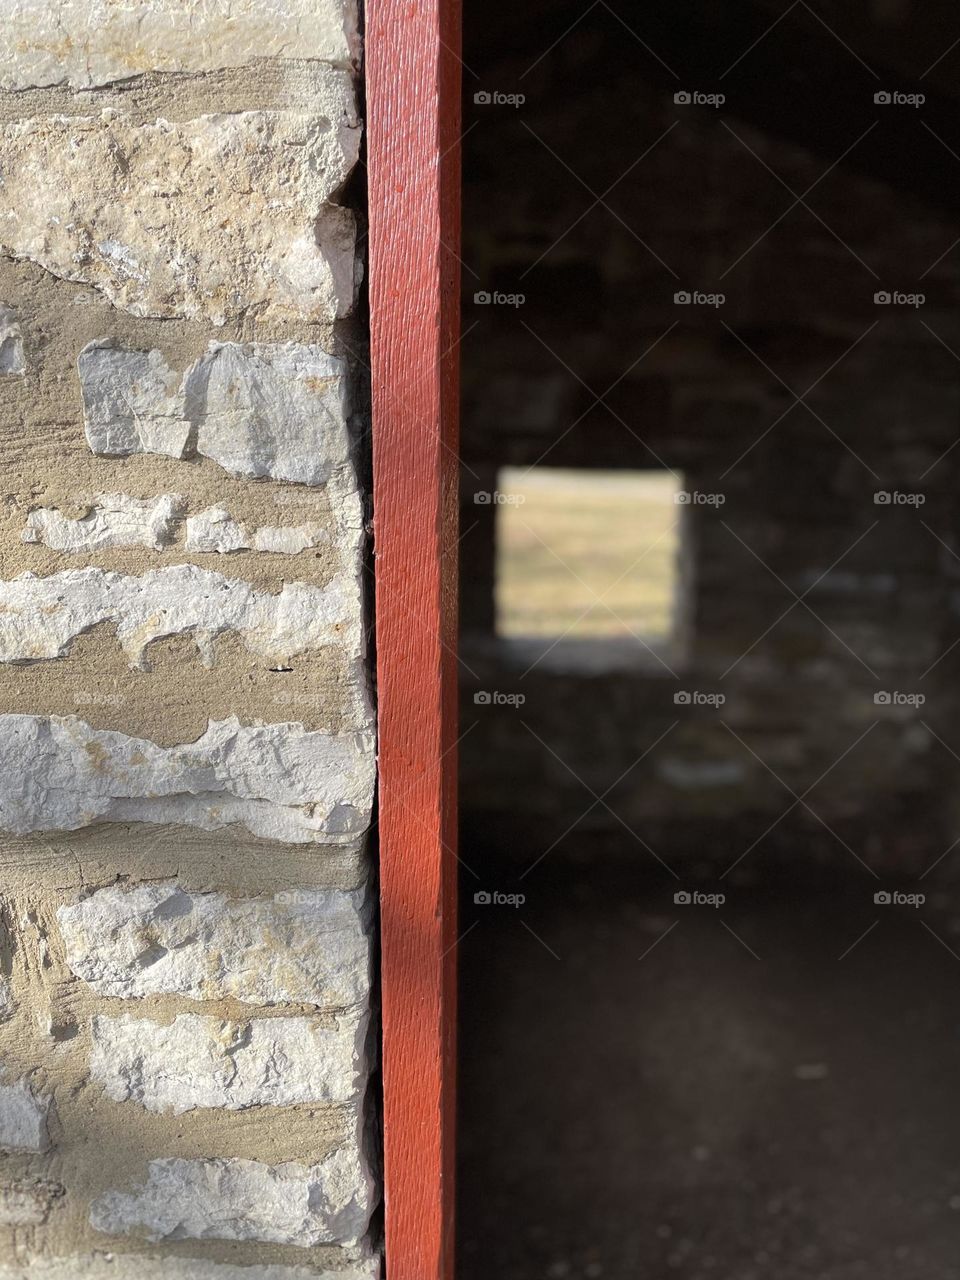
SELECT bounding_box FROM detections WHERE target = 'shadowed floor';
[457,844,960,1279]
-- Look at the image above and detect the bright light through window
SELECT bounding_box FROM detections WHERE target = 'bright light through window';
[495,466,685,666]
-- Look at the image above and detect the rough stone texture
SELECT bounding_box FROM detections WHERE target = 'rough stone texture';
[0,715,374,842]
[0,1178,64,1226]
[0,307,24,376]
[0,1080,50,1153]
[22,495,183,553]
[80,340,353,485]
[91,1009,369,1113]
[57,882,371,1008]
[0,564,360,668]
[0,103,361,324]
[90,1144,375,1247]
[0,0,360,90]
[0,1256,380,1280]
[186,508,328,556]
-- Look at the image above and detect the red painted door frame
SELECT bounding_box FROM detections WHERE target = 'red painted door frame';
[366,1,462,1277]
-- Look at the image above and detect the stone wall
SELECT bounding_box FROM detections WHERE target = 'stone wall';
[0,3,378,1277]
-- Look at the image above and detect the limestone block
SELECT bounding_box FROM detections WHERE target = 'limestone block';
[0,104,360,323]
[91,1010,370,1113]
[0,564,360,667]
[185,507,328,555]
[0,1255,380,1280]
[90,1145,375,1246]
[0,0,360,90]
[0,306,25,376]
[0,1080,50,1153]
[22,495,183,553]
[79,340,354,486]
[58,882,371,1008]
[0,716,375,843]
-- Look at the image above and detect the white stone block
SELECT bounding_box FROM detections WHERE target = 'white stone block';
[58,882,371,1008]
[23,495,184,553]
[79,340,354,486]
[91,1010,370,1113]
[0,105,360,323]
[0,0,360,90]
[0,1080,50,1153]
[90,1144,375,1247]
[0,716,375,843]
[0,564,360,668]
[185,507,328,555]
[0,1253,380,1280]
[0,306,25,376]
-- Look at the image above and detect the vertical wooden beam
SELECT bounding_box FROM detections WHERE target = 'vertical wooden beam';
[366,0,462,1276]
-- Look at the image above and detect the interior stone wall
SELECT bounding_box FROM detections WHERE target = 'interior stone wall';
[0,4,379,1277]
[458,31,960,873]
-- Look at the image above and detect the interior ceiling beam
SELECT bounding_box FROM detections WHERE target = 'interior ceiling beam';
[470,0,960,216]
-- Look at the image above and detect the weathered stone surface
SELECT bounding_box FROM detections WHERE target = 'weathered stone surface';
[91,1010,369,1113]
[90,1145,374,1246]
[0,105,360,324]
[78,346,192,458]
[0,305,24,376]
[0,0,360,90]
[58,882,371,1008]
[0,564,359,667]
[0,716,374,842]
[80,340,353,485]
[0,1179,63,1226]
[22,495,183,553]
[185,507,328,555]
[0,1256,380,1280]
[0,1080,50,1153]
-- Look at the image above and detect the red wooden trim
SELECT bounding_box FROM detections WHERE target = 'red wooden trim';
[366,0,462,1276]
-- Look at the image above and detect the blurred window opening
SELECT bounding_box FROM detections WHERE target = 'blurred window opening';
[494,466,687,673]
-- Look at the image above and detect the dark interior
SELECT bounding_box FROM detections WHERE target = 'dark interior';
[456,3,960,1275]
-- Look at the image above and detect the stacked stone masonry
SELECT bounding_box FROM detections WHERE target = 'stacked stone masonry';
[0,3,378,1277]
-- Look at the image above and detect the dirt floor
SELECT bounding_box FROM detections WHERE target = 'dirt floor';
[456,840,960,1279]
